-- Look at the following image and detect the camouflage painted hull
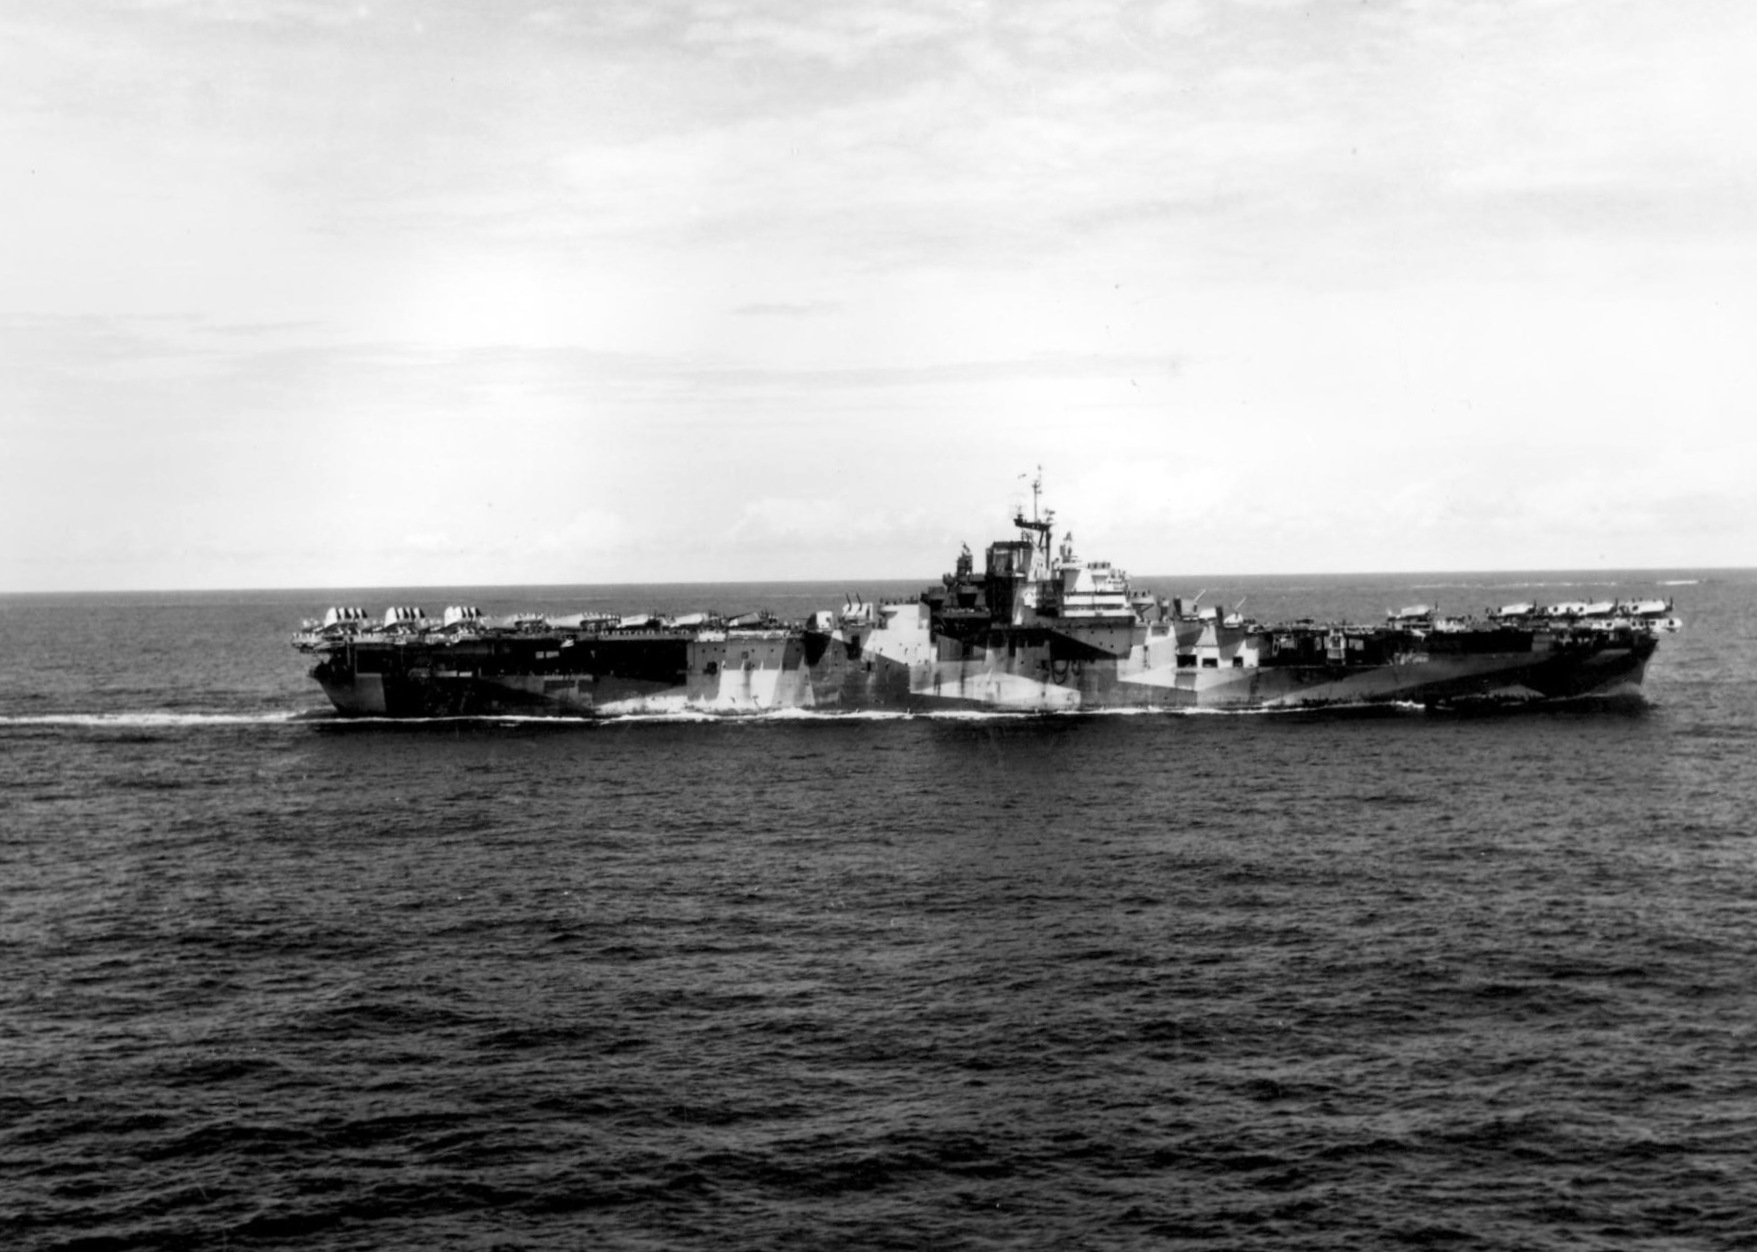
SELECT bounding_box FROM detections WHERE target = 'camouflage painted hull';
[305,604,1658,718]
[297,485,1672,718]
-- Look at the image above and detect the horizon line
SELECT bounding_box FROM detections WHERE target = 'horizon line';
[2,564,1746,598]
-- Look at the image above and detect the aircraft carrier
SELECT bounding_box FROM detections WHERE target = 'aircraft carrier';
[293,482,1679,718]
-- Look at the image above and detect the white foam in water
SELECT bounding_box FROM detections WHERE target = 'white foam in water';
[308,704,1419,727]
[0,711,306,727]
[315,714,602,725]
[601,711,723,725]
[755,707,915,722]
[0,701,1448,730]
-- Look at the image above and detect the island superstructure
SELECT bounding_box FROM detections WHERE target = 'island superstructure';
[293,480,1679,718]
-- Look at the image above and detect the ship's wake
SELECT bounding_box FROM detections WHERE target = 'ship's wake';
[0,711,311,728]
[294,695,1648,729]
[2,691,1651,733]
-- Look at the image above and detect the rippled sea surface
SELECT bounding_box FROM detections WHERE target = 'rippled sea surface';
[4,570,1756,1251]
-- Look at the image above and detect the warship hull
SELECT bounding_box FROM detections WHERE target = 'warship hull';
[303,605,1659,719]
[295,483,1673,719]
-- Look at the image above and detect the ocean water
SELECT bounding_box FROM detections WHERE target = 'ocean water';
[3,569,1755,1251]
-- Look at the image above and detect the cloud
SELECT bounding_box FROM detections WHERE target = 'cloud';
[122,0,371,25]
[4,2,1755,588]
[732,301,844,318]
[680,2,964,67]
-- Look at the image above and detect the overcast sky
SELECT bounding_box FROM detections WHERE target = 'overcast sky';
[3,0,1752,591]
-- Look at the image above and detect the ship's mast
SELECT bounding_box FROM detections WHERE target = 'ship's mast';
[1015,468,1053,533]
[1013,466,1055,570]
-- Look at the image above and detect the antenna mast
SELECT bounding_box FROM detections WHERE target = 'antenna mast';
[1014,465,1053,557]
